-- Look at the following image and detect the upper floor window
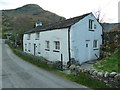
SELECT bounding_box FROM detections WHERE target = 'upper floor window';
[89,19,94,31]
[45,41,50,51]
[27,34,31,40]
[35,33,39,40]
[93,40,98,48]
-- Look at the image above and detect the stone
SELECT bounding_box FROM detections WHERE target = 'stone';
[92,71,98,76]
[69,65,76,70]
[110,72,117,78]
[97,72,104,77]
[104,72,110,78]
[75,66,81,71]
[114,74,120,81]
[89,69,96,75]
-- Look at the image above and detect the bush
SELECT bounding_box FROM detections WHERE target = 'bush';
[12,49,54,70]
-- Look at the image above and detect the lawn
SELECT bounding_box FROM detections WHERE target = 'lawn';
[93,48,120,73]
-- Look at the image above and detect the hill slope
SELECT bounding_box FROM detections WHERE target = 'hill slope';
[2,4,65,35]
[93,49,120,73]
[101,23,120,32]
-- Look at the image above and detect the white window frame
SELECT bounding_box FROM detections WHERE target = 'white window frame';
[93,40,98,49]
[54,41,60,50]
[89,19,94,31]
[45,41,50,51]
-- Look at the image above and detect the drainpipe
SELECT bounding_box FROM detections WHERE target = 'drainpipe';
[68,26,71,67]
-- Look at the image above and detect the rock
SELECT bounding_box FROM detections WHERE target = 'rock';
[89,69,96,75]
[114,74,120,81]
[92,71,98,76]
[69,65,76,70]
[110,72,117,78]
[97,72,104,77]
[104,72,110,78]
[75,66,81,71]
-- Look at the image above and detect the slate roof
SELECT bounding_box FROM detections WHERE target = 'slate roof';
[25,13,91,34]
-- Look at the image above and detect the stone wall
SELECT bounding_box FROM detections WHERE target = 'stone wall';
[103,31,120,45]
[69,65,120,88]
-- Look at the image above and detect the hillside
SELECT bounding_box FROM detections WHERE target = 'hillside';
[102,23,120,32]
[2,4,65,35]
[93,49,120,73]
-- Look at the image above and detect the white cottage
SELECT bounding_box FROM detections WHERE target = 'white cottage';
[23,13,103,65]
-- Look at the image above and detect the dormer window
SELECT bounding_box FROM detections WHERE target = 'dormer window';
[89,19,94,31]
[27,34,30,40]
[35,33,39,40]
[35,20,42,27]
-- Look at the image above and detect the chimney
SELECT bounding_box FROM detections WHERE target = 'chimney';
[35,19,42,27]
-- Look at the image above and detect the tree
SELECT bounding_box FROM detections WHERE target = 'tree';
[93,9,106,23]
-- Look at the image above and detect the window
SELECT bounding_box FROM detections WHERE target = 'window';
[45,41,50,51]
[35,33,39,40]
[54,41,60,50]
[28,43,31,52]
[93,40,98,48]
[86,43,88,47]
[25,44,27,51]
[27,34,31,40]
[86,40,90,48]
[94,24,97,29]
[89,19,94,30]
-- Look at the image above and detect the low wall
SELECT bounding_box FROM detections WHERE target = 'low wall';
[69,65,120,88]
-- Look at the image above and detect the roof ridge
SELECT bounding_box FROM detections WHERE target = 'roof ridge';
[25,12,91,34]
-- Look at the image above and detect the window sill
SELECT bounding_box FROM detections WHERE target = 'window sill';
[93,48,99,50]
[45,49,50,51]
[53,50,60,52]
[89,29,94,31]
[35,39,39,40]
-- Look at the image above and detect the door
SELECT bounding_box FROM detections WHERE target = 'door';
[86,40,91,61]
[34,44,36,56]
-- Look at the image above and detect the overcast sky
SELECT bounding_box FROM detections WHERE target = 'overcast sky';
[0,0,119,23]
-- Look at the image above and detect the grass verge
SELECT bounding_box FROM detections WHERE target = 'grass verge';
[93,49,120,73]
[8,44,111,89]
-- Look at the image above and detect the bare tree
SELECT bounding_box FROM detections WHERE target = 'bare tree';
[93,9,106,23]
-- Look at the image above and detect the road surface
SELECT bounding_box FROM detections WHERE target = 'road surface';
[1,39,89,88]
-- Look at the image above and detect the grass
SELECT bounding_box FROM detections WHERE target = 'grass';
[57,72,110,89]
[7,43,112,89]
[93,49,120,73]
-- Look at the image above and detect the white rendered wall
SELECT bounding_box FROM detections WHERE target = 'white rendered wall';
[70,13,102,64]
[23,28,69,64]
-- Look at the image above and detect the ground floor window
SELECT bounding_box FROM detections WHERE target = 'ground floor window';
[93,40,98,48]
[25,44,27,51]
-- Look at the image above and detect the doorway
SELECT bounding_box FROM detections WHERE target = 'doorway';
[86,40,91,61]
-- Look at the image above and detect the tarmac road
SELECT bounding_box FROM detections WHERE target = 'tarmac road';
[1,39,89,88]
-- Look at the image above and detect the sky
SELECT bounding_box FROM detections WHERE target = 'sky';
[0,0,119,23]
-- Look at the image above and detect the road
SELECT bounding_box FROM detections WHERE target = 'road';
[1,39,89,88]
